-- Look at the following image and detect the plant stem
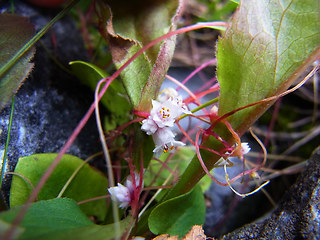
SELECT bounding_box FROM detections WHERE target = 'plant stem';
[0,96,15,210]
[179,97,220,120]
[0,97,14,188]
[95,79,121,239]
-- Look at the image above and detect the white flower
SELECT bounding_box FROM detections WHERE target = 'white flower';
[241,142,251,155]
[150,99,181,128]
[141,90,190,157]
[152,127,185,157]
[157,87,179,102]
[108,172,144,209]
[108,183,131,209]
[141,117,158,135]
[158,88,191,115]
[172,95,192,115]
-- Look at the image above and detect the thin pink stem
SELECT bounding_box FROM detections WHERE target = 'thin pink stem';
[195,77,218,94]
[152,157,179,183]
[176,120,195,145]
[176,58,217,91]
[264,98,282,149]
[117,118,145,132]
[195,130,227,186]
[184,85,220,104]
[166,74,201,105]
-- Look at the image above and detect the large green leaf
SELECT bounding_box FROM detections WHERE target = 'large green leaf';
[148,185,205,238]
[0,198,133,240]
[0,219,24,239]
[0,14,35,111]
[10,154,108,222]
[217,0,320,135]
[98,0,181,110]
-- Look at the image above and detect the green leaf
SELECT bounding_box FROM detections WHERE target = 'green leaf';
[0,14,35,111]
[0,219,24,239]
[70,61,108,81]
[45,218,133,240]
[97,0,181,110]
[2,198,93,239]
[10,154,108,222]
[69,61,131,130]
[148,185,205,238]
[217,0,320,135]
[0,198,133,240]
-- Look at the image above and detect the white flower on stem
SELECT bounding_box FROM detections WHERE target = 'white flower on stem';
[108,183,131,209]
[158,88,191,115]
[240,142,251,155]
[157,87,179,102]
[108,172,144,209]
[152,127,185,157]
[141,116,158,135]
[141,90,190,157]
[150,99,181,128]
[173,95,192,115]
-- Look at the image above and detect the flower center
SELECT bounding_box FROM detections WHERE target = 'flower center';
[163,144,175,153]
[159,107,170,119]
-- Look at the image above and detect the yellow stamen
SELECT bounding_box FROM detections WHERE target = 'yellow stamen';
[163,145,169,153]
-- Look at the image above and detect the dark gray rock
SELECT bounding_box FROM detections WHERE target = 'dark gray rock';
[222,146,320,240]
[0,1,101,206]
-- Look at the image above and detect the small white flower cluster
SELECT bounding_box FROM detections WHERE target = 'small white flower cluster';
[141,88,191,156]
[108,172,143,209]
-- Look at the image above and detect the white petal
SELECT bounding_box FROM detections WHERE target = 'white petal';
[181,105,192,115]
[157,88,179,103]
[119,201,130,209]
[141,117,158,135]
[152,127,175,147]
[152,127,185,156]
[241,142,251,155]
[108,183,131,208]
[170,95,191,115]
[170,140,185,148]
[150,100,180,128]
[153,145,164,158]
